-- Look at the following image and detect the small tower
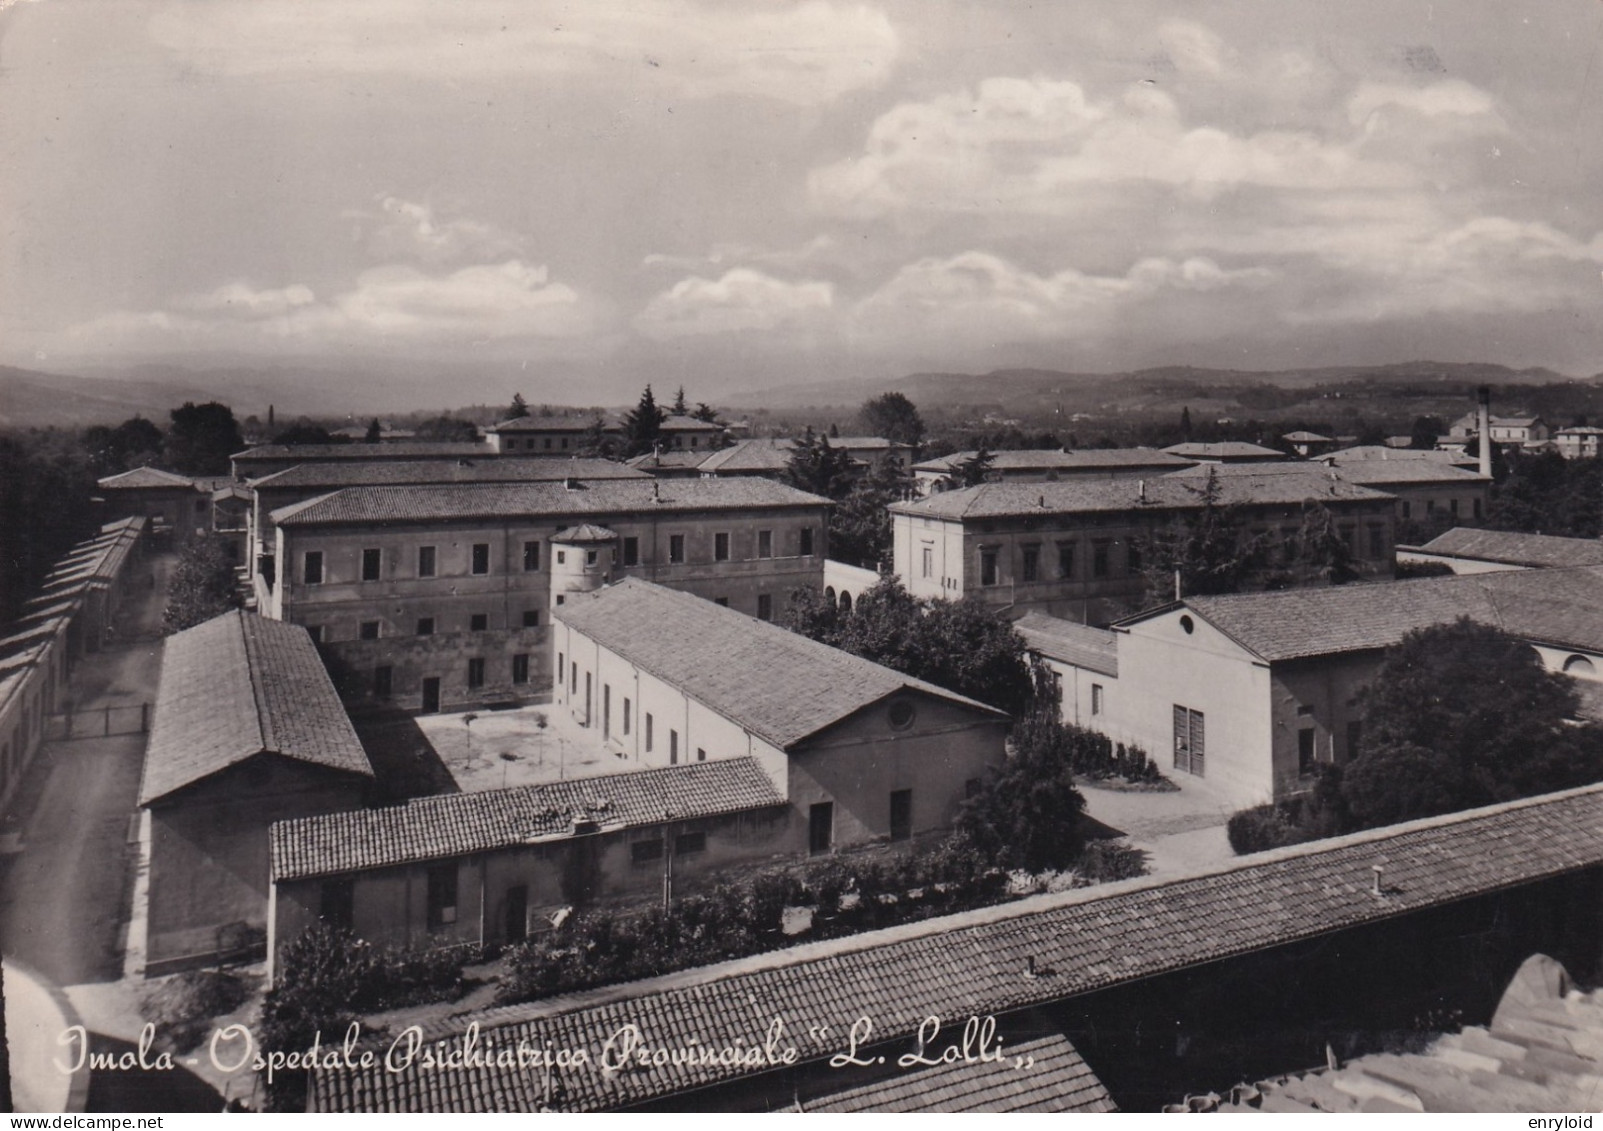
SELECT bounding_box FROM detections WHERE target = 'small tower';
[549,524,618,611]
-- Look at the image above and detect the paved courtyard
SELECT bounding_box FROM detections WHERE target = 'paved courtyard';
[413,701,643,792]
[1078,772,1239,877]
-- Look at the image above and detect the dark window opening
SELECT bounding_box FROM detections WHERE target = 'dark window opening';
[512,654,529,684]
[757,594,772,621]
[470,613,488,631]
[809,802,834,855]
[523,540,540,571]
[426,863,458,930]
[889,789,913,842]
[622,536,639,566]
[361,547,381,581]
[675,831,706,855]
[522,609,540,628]
[303,551,323,585]
[319,878,354,930]
[669,534,685,563]
[418,545,436,577]
[1021,544,1040,583]
[800,527,815,556]
[359,620,380,640]
[715,532,730,561]
[416,617,435,636]
[467,658,485,689]
[471,543,490,575]
[631,839,664,863]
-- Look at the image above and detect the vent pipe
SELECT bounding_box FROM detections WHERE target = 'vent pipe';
[1477,386,1493,478]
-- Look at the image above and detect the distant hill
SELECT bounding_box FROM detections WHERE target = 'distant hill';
[0,365,230,428]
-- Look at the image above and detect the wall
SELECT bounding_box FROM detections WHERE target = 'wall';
[1385,481,1490,529]
[1268,653,1384,795]
[146,755,369,974]
[322,626,550,714]
[894,512,966,603]
[1037,654,1122,737]
[1115,611,1275,803]
[822,559,881,611]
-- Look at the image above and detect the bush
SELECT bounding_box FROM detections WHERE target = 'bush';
[1073,839,1148,884]
[142,969,252,1054]
[1227,804,1311,855]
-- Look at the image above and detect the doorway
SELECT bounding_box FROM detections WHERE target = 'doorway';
[421,677,441,714]
[504,884,528,943]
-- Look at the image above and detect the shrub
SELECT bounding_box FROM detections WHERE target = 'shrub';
[142,969,252,1054]
[1074,839,1148,884]
[1227,804,1309,855]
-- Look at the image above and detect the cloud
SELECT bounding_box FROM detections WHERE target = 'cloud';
[851,251,1273,346]
[635,268,834,339]
[65,260,605,350]
[351,197,526,266]
[148,0,898,104]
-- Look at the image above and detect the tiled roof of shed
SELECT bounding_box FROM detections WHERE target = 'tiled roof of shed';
[272,478,830,527]
[310,782,1603,1112]
[891,473,1389,520]
[1015,611,1118,677]
[555,579,1006,748]
[96,466,196,490]
[249,458,646,490]
[1412,527,1603,568]
[1173,566,1603,662]
[800,1031,1115,1112]
[271,757,783,881]
[139,611,372,805]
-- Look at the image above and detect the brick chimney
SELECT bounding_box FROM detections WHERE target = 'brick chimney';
[1477,386,1492,478]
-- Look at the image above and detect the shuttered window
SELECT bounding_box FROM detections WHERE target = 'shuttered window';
[1173,705,1205,777]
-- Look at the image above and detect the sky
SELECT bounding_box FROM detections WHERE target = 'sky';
[3,0,1603,404]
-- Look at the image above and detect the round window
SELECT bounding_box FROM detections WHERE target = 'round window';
[1180,615,1195,635]
[887,699,917,731]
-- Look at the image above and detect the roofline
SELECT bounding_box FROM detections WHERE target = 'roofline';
[272,490,833,527]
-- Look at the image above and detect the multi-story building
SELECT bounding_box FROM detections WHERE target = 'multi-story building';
[263,478,831,712]
[910,448,1194,496]
[231,441,494,480]
[1446,412,1551,450]
[891,472,1397,624]
[483,416,619,455]
[1554,426,1603,460]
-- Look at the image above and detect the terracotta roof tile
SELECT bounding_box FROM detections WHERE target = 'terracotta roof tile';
[913,448,1192,474]
[1015,612,1118,677]
[554,579,1007,748]
[234,442,496,462]
[96,466,197,490]
[249,458,646,490]
[310,784,1603,1112]
[271,757,784,880]
[1414,527,1603,568]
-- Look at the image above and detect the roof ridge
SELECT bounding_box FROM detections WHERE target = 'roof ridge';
[235,611,274,755]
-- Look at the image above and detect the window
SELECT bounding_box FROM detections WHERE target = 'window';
[512,654,529,684]
[889,789,913,842]
[303,551,323,585]
[373,666,392,698]
[416,617,435,636]
[670,729,679,764]
[921,546,933,578]
[1021,544,1040,583]
[319,878,354,931]
[1172,705,1205,777]
[669,534,685,563]
[603,684,611,738]
[809,802,834,855]
[1402,501,1413,519]
[1474,498,1483,520]
[523,540,540,571]
[418,545,436,577]
[305,625,324,644]
[645,713,654,752]
[715,532,730,561]
[1450,498,1460,517]
[467,658,485,689]
[585,549,598,566]
[1091,684,1104,716]
[522,609,540,628]
[887,698,916,730]
[623,698,632,735]
[757,530,773,559]
[555,595,565,605]
[622,536,639,566]
[1057,541,1075,580]
[757,594,772,621]
[1368,525,1386,559]
[696,747,706,762]
[1092,540,1111,579]
[631,838,664,864]
[800,527,815,556]
[471,543,490,575]
[714,597,729,607]
[1298,728,1316,775]
[426,863,458,930]
[980,548,999,586]
[675,831,706,855]
[556,550,566,565]
[359,620,380,640]
[361,548,381,581]
[470,613,488,631]
[557,652,564,686]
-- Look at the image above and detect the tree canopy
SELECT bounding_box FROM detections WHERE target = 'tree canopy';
[859,392,925,448]
[162,535,243,634]
[944,446,995,490]
[783,427,855,501]
[166,402,243,475]
[363,418,383,443]
[84,416,165,475]
[621,385,667,458]
[506,393,530,420]
[828,454,913,570]
[670,386,689,416]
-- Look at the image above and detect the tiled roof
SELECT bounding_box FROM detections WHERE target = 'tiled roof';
[310,783,1603,1113]
[1322,446,1480,467]
[660,415,722,431]
[232,442,494,462]
[1412,527,1603,568]
[1170,459,1487,488]
[829,436,910,451]
[271,758,783,881]
[272,478,831,528]
[890,473,1390,520]
[696,438,794,474]
[249,458,646,490]
[96,466,196,490]
[1555,426,1603,437]
[487,417,614,434]
[623,450,714,471]
[551,524,618,542]
[555,579,1006,748]
[1015,612,1118,677]
[1171,566,1603,662]
[913,448,1193,474]
[801,1031,1115,1112]
[139,611,372,805]
[1282,431,1334,442]
[1161,441,1286,459]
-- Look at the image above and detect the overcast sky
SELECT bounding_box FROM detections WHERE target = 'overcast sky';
[4,1,1603,402]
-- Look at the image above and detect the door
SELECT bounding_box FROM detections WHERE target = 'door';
[584,672,592,727]
[504,884,528,943]
[809,801,834,855]
[421,677,441,714]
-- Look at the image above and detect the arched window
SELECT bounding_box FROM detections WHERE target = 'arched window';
[1563,654,1596,677]
[840,591,853,613]
[824,586,836,605]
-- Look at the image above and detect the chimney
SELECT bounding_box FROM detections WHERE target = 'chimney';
[1138,479,1147,503]
[1477,386,1493,478]
[652,480,662,503]
[1371,864,1384,895]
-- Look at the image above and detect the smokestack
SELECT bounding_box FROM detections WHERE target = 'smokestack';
[1477,386,1492,478]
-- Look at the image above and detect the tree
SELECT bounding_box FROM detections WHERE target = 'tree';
[271,423,341,446]
[84,416,164,475]
[165,402,244,475]
[162,535,243,634]
[829,454,912,570]
[0,431,100,624]
[506,393,531,420]
[622,385,667,458]
[1180,405,1193,440]
[944,446,995,490]
[692,402,719,425]
[363,418,383,444]
[578,415,618,459]
[670,386,689,416]
[1342,619,1603,828]
[1290,500,1361,585]
[1138,467,1267,604]
[1486,450,1603,537]
[413,415,480,442]
[859,392,925,448]
[783,427,855,500]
